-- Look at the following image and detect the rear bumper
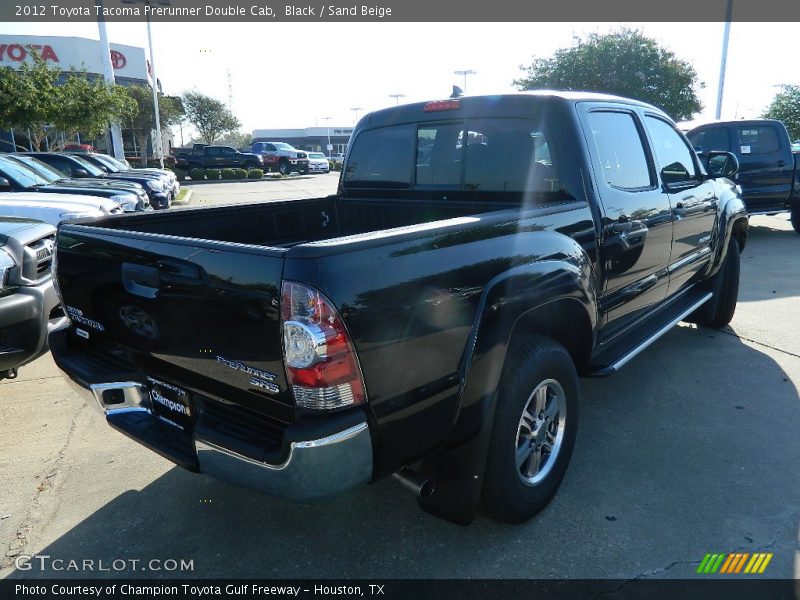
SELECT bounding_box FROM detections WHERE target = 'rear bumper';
[49,326,373,501]
[0,279,66,375]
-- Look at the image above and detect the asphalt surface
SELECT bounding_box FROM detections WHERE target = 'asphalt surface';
[0,182,798,581]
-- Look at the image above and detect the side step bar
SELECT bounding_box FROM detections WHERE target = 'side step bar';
[588,292,713,377]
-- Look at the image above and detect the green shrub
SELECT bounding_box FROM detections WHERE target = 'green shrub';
[189,168,205,181]
[205,168,221,180]
[328,160,336,171]
[221,168,236,180]
[333,161,343,171]
[248,168,264,179]
[233,168,248,179]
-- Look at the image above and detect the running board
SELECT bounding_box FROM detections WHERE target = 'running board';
[587,292,713,377]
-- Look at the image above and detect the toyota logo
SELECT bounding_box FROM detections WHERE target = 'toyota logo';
[110,50,126,70]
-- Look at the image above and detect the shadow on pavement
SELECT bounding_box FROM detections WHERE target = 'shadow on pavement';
[8,323,800,580]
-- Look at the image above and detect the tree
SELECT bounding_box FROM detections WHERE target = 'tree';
[514,29,703,122]
[124,85,184,164]
[763,85,800,141]
[0,55,60,149]
[182,90,240,145]
[212,130,253,149]
[53,70,136,149]
[0,53,135,150]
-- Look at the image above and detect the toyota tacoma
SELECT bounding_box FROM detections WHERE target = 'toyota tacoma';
[49,93,748,524]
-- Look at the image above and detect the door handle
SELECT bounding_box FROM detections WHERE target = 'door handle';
[610,221,632,234]
[122,262,159,299]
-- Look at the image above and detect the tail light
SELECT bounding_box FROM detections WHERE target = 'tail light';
[281,281,367,410]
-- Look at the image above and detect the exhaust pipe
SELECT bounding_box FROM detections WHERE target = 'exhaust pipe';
[392,467,435,499]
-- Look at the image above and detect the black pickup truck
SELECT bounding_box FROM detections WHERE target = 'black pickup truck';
[173,145,263,171]
[687,119,800,232]
[49,92,748,524]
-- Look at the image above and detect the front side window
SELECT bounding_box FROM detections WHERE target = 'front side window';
[587,111,651,190]
[645,116,698,185]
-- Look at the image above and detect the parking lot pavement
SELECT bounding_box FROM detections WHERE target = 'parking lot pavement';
[0,214,798,581]
[183,172,340,206]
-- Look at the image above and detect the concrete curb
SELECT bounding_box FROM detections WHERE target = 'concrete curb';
[172,189,193,206]
[182,174,324,186]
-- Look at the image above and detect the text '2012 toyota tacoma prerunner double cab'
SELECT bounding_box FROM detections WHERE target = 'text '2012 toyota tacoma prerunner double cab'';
[50,92,748,524]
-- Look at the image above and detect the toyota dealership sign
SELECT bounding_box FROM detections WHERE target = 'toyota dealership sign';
[0,35,148,82]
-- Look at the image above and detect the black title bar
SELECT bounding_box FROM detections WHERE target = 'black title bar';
[2,0,800,22]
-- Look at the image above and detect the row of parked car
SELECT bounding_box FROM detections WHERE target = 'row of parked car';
[173,142,339,175]
[0,150,179,381]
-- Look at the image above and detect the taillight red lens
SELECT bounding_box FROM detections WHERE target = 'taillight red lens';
[281,281,367,410]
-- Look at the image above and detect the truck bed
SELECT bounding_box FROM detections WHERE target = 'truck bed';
[88,195,514,249]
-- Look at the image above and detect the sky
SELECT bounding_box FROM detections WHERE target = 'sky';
[0,20,796,138]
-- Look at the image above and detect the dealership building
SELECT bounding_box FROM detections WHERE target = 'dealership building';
[0,35,171,156]
[252,127,354,156]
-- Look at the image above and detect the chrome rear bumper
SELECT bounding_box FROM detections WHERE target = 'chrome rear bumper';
[61,373,373,502]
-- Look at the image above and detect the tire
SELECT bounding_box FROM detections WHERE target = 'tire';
[278,160,290,175]
[689,237,740,328]
[482,336,579,523]
[791,204,800,234]
[299,165,309,175]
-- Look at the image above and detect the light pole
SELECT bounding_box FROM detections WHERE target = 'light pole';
[122,0,169,168]
[322,116,332,156]
[715,0,733,120]
[454,69,477,93]
[389,93,406,105]
[94,0,125,160]
[350,106,362,125]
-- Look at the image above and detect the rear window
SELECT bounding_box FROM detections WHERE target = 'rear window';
[344,118,561,193]
[687,127,731,153]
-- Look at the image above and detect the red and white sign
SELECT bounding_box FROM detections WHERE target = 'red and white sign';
[0,35,147,81]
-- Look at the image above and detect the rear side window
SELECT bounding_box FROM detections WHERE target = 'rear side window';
[737,126,780,154]
[587,111,651,190]
[645,116,698,184]
[687,127,730,153]
[344,125,414,188]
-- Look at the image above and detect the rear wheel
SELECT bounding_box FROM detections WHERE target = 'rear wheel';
[482,336,579,523]
[688,237,740,328]
[791,204,800,234]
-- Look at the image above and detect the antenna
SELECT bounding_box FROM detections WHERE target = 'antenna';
[227,68,233,111]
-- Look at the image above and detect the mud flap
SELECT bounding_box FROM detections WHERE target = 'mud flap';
[417,391,498,525]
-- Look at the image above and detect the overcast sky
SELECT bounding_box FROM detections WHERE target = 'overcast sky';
[1,21,796,136]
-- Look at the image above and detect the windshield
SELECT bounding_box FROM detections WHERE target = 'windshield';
[274,143,295,151]
[6,155,62,183]
[69,155,105,176]
[0,156,55,187]
[92,154,126,172]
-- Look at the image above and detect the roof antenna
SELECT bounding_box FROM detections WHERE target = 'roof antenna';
[450,85,464,99]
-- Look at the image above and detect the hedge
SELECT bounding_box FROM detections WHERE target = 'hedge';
[205,168,221,180]
[248,168,264,179]
[189,168,205,181]
[233,168,248,180]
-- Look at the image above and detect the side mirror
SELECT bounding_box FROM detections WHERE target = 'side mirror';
[0,176,10,191]
[706,151,739,179]
[73,168,90,178]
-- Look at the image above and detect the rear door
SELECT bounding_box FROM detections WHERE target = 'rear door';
[734,122,793,212]
[55,224,293,423]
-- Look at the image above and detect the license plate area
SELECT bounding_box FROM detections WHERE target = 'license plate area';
[147,376,193,431]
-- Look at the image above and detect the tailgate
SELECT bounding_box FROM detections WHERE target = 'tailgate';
[55,224,292,425]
